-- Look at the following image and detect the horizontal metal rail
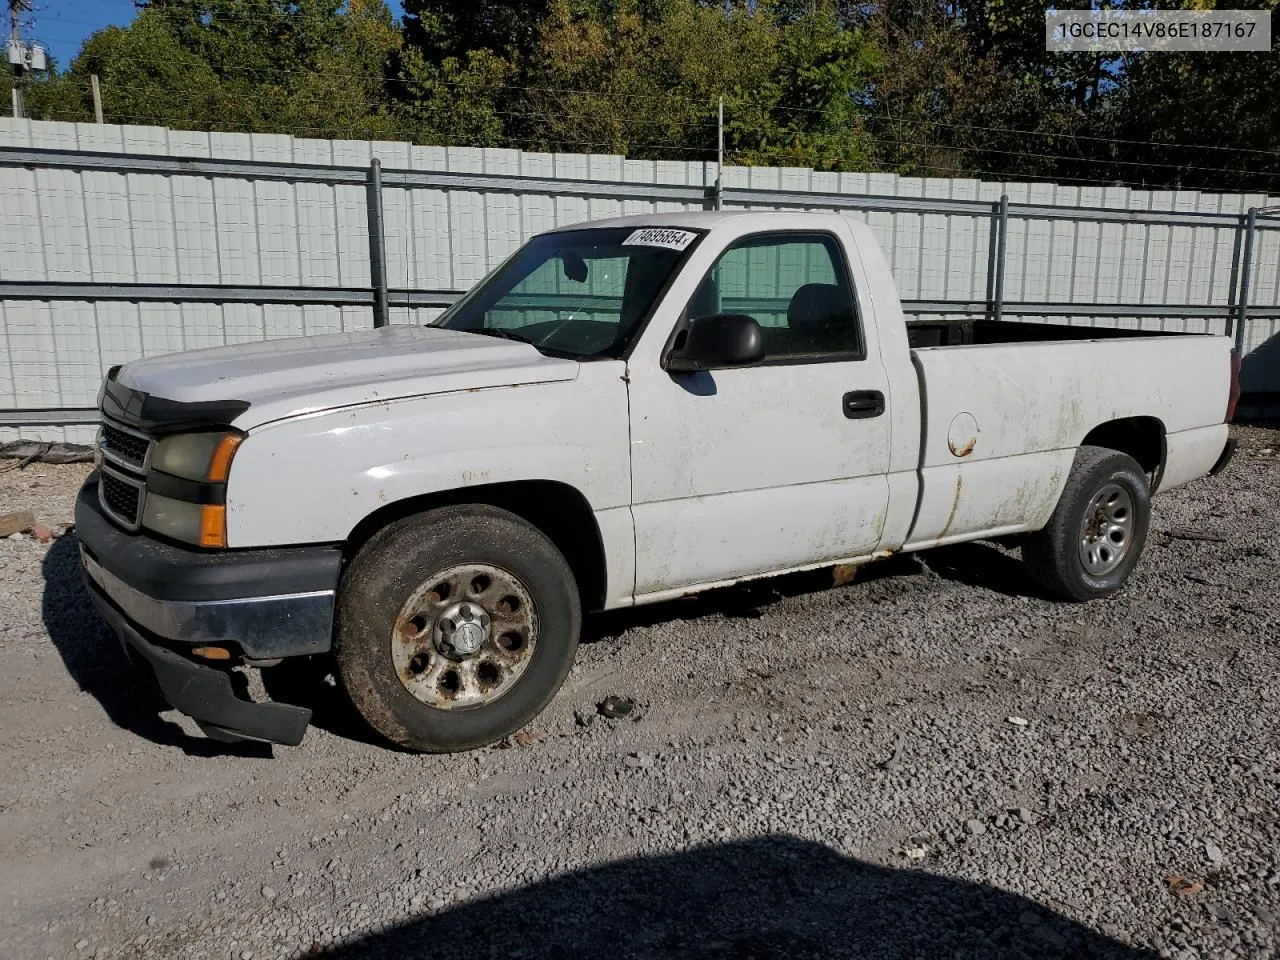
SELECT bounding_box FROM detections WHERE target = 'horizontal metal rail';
[3,145,1275,230]
[0,282,458,308]
[5,281,1277,319]
[0,146,712,203]
[0,407,99,426]
[722,187,1274,231]
[0,282,376,304]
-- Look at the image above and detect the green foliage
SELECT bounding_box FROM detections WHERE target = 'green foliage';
[24,0,404,140]
[518,0,878,167]
[12,0,1280,191]
[1102,0,1280,191]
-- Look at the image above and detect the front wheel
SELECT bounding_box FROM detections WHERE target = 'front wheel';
[334,505,581,752]
[1021,445,1152,602]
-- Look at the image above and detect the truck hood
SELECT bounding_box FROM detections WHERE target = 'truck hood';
[114,326,580,430]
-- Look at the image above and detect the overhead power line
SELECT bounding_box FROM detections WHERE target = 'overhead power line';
[66,66,1280,186]
[32,35,1280,165]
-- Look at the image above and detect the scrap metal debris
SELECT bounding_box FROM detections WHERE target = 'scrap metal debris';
[1165,875,1204,898]
[1164,529,1227,544]
[0,441,94,470]
[596,695,635,719]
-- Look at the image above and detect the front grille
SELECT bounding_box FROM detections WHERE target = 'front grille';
[99,470,143,529]
[99,419,153,472]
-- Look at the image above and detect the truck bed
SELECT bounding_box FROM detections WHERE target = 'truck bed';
[907,318,1189,349]
[901,328,1232,552]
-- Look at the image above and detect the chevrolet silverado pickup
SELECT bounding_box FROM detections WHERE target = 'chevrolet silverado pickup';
[76,211,1240,752]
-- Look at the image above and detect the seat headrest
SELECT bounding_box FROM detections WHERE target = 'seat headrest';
[787,283,848,330]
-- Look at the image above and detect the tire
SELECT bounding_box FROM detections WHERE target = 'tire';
[334,505,581,752]
[1022,445,1151,602]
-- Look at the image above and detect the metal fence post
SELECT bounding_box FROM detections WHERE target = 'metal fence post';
[984,201,999,318]
[1234,207,1257,355]
[992,194,1009,323]
[367,157,390,329]
[715,95,724,212]
[1226,216,1243,336]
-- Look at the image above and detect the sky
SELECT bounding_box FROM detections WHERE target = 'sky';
[23,0,407,71]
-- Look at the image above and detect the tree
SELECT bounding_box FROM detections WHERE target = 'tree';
[14,0,1280,193]
[24,0,404,140]
[519,0,878,168]
[1101,0,1280,191]
[402,0,551,61]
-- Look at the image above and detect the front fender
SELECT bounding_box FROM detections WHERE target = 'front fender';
[224,367,631,548]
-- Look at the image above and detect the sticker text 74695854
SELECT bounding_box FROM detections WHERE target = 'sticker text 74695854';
[621,228,698,252]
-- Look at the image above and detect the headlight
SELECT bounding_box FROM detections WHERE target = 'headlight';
[142,493,229,548]
[145,430,243,547]
[152,431,243,482]
[141,492,206,545]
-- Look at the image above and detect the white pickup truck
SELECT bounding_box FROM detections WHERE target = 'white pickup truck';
[76,211,1240,752]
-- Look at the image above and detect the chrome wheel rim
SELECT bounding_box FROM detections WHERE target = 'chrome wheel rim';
[391,563,537,710]
[1078,483,1134,576]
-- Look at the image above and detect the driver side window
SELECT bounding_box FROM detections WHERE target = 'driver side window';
[687,233,862,361]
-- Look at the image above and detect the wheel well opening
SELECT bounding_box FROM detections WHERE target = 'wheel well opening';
[1081,417,1165,476]
[342,481,608,612]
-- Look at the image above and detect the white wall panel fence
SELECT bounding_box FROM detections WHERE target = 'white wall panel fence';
[2,117,1278,444]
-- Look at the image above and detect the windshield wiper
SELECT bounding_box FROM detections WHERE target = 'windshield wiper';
[461,324,584,361]
[466,327,536,346]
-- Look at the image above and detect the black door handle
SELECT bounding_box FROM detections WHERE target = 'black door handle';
[842,390,885,419]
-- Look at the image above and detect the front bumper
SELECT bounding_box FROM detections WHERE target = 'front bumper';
[92,595,315,745]
[75,474,342,745]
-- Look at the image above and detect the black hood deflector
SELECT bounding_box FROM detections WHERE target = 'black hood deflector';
[99,365,250,435]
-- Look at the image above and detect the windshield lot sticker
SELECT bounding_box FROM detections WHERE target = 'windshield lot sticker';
[621,228,697,251]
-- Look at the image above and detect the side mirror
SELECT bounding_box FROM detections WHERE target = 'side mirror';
[664,314,764,372]
[562,253,588,283]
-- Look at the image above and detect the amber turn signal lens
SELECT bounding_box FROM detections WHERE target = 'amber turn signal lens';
[208,433,243,483]
[191,646,232,661]
[199,504,227,548]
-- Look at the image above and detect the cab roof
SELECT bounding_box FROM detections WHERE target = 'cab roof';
[549,210,855,234]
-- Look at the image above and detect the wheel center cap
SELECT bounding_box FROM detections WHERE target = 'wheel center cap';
[451,621,485,655]
[434,601,491,658]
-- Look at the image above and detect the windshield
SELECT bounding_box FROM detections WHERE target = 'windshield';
[433,226,704,358]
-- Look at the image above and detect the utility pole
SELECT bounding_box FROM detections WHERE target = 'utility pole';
[714,95,724,210]
[7,0,33,120]
[717,96,724,175]
[90,73,103,123]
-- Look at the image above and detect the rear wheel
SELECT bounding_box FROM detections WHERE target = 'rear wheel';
[1022,445,1151,601]
[334,505,580,752]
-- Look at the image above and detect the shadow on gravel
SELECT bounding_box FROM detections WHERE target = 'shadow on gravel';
[312,835,1157,960]
[583,543,1040,645]
[38,533,1035,754]
[40,535,271,757]
[921,541,1047,600]
[583,556,925,644]
[259,657,395,750]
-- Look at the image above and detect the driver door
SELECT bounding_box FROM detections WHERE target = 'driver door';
[626,231,893,597]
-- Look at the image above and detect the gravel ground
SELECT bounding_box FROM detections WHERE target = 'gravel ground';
[1,430,1277,960]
